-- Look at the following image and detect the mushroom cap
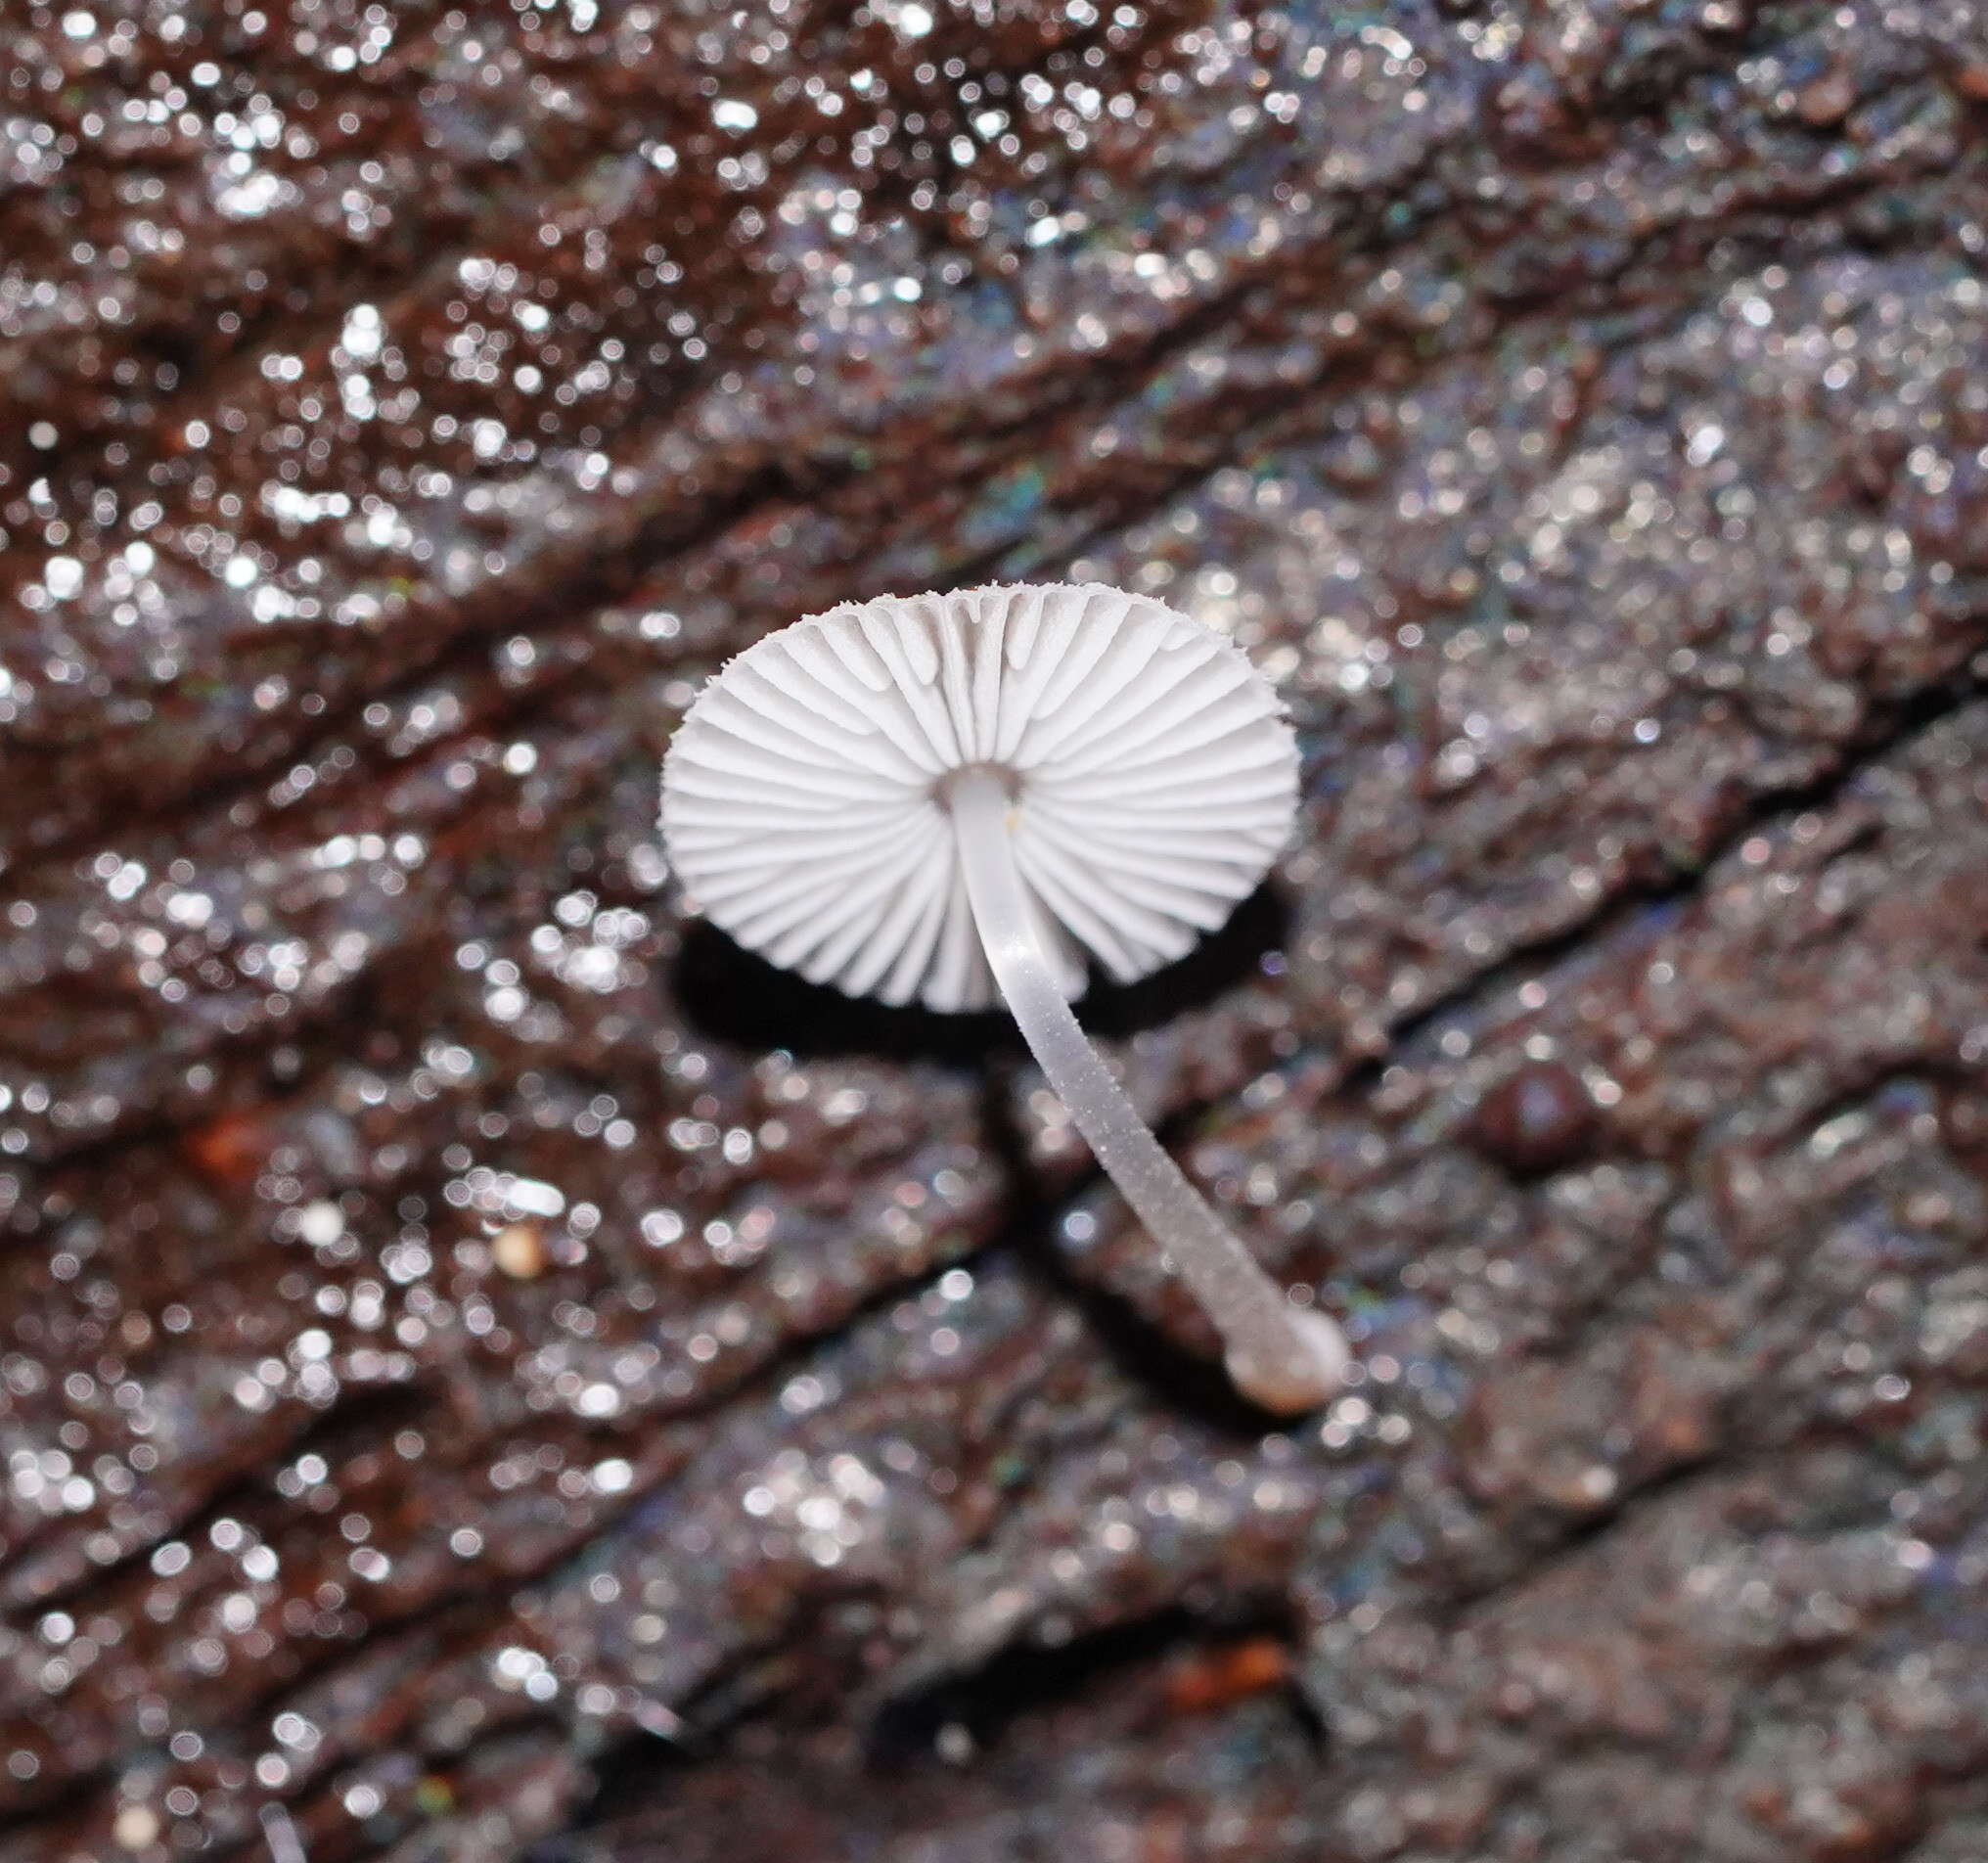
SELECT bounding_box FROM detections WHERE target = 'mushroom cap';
[660,582,1299,1014]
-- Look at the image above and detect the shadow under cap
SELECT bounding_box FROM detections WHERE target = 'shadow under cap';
[673,880,1289,1066]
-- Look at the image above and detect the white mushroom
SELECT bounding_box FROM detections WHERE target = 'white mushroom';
[660,583,1348,1413]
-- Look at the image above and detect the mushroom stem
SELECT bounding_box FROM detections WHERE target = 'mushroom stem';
[948,767,1348,1414]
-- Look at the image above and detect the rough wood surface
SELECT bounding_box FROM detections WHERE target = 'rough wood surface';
[2,2,1986,1857]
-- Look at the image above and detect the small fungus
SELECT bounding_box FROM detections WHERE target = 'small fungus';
[113,1805,161,1853]
[491,1220,548,1280]
[1469,1059,1598,1178]
[661,583,1348,1412]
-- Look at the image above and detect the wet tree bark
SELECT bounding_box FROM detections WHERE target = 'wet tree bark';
[2,3,1986,1858]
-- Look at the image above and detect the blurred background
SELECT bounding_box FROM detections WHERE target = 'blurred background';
[3,1,1988,1857]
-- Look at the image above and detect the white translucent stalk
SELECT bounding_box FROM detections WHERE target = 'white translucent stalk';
[949,767,1348,1413]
